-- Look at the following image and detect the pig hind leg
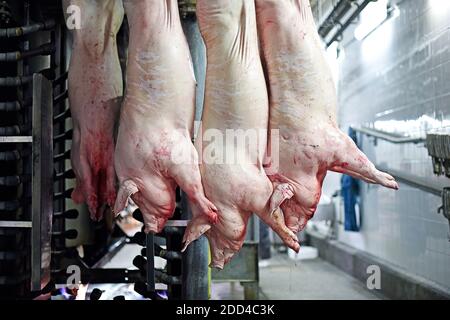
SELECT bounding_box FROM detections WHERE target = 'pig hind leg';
[330,133,398,190]
[168,145,218,224]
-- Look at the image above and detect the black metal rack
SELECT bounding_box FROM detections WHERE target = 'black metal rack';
[0,0,209,300]
[0,0,58,298]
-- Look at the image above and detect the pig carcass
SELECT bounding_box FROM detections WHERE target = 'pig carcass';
[255,0,398,233]
[184,0,300,269]
[114,0,217,233]
[64,0,124,220]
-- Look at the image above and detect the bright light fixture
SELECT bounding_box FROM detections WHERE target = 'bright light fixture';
[354,0,388,41]
[429,0,450,16]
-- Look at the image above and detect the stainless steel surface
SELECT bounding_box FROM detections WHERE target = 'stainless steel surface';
[246,215,260,242]
[31,73,54,291]
[0,136,32,143]
[164,220,188,227]
[181,188,209,299]
[0,221,32,228]
[211,242,259,300]
[352,125,426,144]
[180,17,209,300]
[211,242,259,283]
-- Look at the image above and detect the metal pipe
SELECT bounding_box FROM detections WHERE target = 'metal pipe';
[0,200,21,211]
[53,209,79,220]
[0,101,21,111]
[0,150,21,161]
[0,20,55,38]
[54,169,75,181]
[51,229,78,240]
[0,175,29,187]
[156,246,182,261]
[155,270,182,286]
[0,43,55,62]
[53,90,68,106]
[326,0,373,47]
[53,188,74,200]
[134,255,181,286]
[53,108,70,123]
[318,0,354,38]
[53,129,73,143]
[352,126,426,144]
[0,125,26,136]
[0,221,32,228]
[377,165,445,197]
[0,251,19,260]
[141,245,183,261]
[0,136,32,143]
[129,231,146,246]
[0,75,33,87]
[53,72,68,87]
[53,150,70,162]
[0,69,55,87]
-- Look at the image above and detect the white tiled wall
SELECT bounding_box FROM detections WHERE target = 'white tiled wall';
[323,0,450,290]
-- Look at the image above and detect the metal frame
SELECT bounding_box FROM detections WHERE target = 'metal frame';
[31,73,54,291]
[0,74,54,292]
[211,241,260,300]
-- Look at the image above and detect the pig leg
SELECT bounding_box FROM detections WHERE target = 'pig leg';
[115,178,176,233]
[131,188,176,234]
[182,212,212,252]
[269,183,295,215]
[181,172,221,252]
[330,134,399,190]
[114,179,139,215]
[169,142,218,225]
[258,207,300,252]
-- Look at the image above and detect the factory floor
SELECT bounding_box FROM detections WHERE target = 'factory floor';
[211,252,386,300]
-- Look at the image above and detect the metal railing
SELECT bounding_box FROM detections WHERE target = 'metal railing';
[376,165,445,197]
[351,125,426,144]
